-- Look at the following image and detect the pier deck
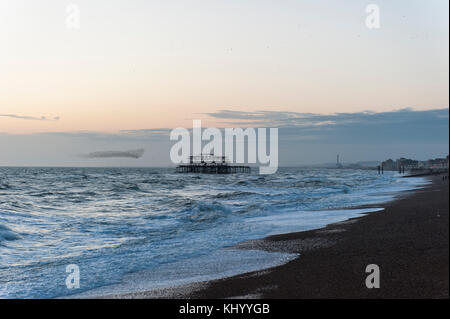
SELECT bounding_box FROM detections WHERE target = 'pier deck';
[176,154,251,174]
[176,164,250,174]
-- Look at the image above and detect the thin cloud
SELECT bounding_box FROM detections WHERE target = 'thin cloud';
[0,114,60,121]
[204,108,449,144]
[2,108,448,147]
[205,108,448,127]
[80,149,145,159]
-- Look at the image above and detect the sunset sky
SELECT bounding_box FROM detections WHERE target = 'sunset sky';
[0,0,448,166]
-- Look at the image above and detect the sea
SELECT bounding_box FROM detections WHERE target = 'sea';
[0,167,428,298]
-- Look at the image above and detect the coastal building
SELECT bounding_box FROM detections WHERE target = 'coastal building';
[336,154,343,168]
[381,155,449,174]
[425,156,449,169]
[382,159,396,170]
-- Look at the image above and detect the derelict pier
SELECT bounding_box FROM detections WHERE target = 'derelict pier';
[176,154,251,174]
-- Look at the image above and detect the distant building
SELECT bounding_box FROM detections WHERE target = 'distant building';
[382,155,449,171]
[426,156,449,169]
[397,158,419,169]
[382,159,396,170]
[336,154,343,168]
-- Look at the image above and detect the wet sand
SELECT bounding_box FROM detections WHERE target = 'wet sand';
[117,174,449,299]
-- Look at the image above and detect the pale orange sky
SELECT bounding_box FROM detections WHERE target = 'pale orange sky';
[1,0,448,134]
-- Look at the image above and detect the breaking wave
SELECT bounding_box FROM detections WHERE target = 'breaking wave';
[0,224,20,242]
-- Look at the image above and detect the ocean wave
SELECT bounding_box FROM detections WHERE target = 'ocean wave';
[0,224,20,242]
[29,191,57,197]
[0,183,11,190]
[233,180,249,186]
[110,183,144,193]
[183,202,232,222]
[213,191,256,199]
[140,179,160,184]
